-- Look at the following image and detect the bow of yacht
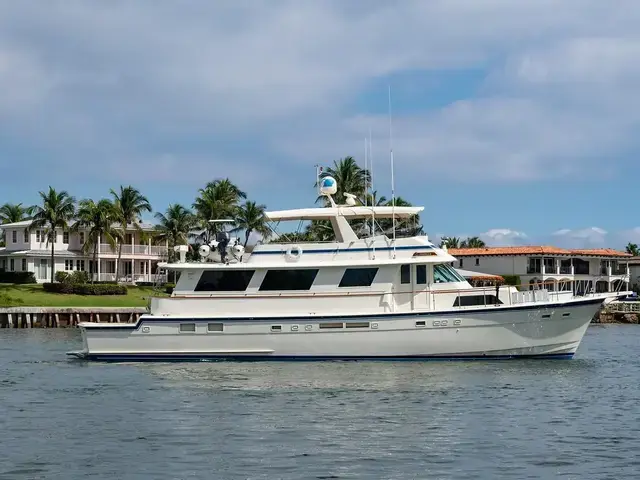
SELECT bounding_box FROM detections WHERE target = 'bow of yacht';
[68,177,628,361]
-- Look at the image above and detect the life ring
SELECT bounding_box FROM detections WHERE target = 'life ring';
[285,245,303,261]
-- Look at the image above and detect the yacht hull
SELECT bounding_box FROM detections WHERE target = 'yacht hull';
[68,296,610,362]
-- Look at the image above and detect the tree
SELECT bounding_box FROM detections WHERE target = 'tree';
[316,157,370,206]
[0,203,33,246]
[439,236,461,249]
[626,242,639,256]
[460,236,486,248]
[110,186,152,283]
[73,199,120,283]
[154,204,197,281]
[193,178,247,243]
[29,188,76,283]
[233,201,270,247]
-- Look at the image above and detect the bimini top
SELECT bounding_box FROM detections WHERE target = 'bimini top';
[265,206,423,222]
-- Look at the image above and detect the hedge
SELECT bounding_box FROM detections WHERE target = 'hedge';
[43,283,127,295]
[501,275,521,287]
[0,271,37,284]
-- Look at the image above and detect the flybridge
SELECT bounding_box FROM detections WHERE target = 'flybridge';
[264,205,424,222]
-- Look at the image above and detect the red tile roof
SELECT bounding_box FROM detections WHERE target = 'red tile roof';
[448,246,631,258]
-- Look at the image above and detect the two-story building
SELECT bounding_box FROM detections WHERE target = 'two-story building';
[448,246,631,294]
[0,220,168,283]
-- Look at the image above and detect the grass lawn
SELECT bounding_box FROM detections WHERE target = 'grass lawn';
[0,283,168,308]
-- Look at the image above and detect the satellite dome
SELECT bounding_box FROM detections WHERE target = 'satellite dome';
[319,176,337,196]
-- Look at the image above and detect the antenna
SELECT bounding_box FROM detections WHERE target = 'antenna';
[363,137,368,208]
[369,128,376,259]
[314,164,322,198]
[388,85,396,257]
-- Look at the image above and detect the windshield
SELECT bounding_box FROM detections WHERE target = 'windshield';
[433,264,466,283]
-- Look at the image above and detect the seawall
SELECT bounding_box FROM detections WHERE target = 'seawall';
[0,307,146,328]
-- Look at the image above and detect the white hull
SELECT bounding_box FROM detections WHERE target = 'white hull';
[69,295,609,361]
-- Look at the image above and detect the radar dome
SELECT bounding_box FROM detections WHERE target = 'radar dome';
[199,244,211,258]
[319,176,337,196]
[233,244,245,256]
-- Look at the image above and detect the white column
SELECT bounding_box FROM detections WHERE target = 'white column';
[148,236,151,255]
[147,259,151,282]
[97,235,101,281]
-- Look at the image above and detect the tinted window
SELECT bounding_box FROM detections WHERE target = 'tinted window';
[339,268,378,287]
[453,295,503,307]
[401,264,411,284]
[259,269,318,291]
[416,265,427,284]
[434,264,466,283]
[195,270,255,291]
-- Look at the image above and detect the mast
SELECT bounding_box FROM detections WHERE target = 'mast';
[388,85,396,258]
[369,128,375,259]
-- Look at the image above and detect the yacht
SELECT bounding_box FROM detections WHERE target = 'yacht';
[67,177,628,361]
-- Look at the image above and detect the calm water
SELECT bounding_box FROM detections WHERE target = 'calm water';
[1,326,639,479]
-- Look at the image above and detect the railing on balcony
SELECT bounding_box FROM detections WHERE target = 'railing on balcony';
[612,265,629,276]
[97,273,168,283]
[526,267,542,274]
[99,244,167,256]
[559,265,572,274]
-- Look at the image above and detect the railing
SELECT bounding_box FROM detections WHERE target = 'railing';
[612,266,628,276]
[99,244,167,256]
[527,267,541,274]
[97,273,168,283]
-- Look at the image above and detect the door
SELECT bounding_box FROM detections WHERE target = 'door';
[38,259,48,280]
[412,264,430,310]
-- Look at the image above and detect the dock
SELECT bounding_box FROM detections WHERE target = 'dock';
[0,307,146,328]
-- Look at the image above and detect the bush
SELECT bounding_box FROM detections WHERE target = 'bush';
[165,283,175,295]
[0,271,37,284]
[70,270,90,284]
[43,283,127,295]
[55,271,70,283]
[501,275,521,287]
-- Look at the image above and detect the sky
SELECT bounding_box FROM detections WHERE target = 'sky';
[0,1,639,250]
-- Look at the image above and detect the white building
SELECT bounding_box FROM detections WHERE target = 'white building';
[628,257,640,290]
[448,246,631,294]
[0,220,168,283]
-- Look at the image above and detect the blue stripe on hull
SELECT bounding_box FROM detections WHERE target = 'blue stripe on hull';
[73,352,575,362]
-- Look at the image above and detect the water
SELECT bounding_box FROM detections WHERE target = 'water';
[1,326,639,479]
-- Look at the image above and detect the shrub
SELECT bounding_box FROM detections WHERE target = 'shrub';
[165,283,175,295]
[43,283,127,295]
[0,271,37,284]
[70,270,90,284]
[501,275,520,287]
[55,271,70,283]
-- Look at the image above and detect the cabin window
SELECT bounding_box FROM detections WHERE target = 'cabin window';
[339,267,378,287]
[195,270,255,291]
[179,323,196,333]
[345,322,369,328]
[400,264,411,284]
[319,322,344,329]
[433,264,465,283]
[207,323,224,332]
[259,269,318,291]
[453,295,503,307]
[416,265,427,285]
[270,325,282,332]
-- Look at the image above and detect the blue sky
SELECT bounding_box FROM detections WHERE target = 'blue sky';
[0,1,639,249]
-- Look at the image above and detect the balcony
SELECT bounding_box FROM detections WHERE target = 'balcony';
[97,273,168,283]
[527,267,542,274]
[612,265,629,276]
[559,265,572,275]
[99,244,167,256]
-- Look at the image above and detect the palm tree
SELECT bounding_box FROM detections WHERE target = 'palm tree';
[461,236,486,248]
[626,243,639,256]
[193,178,246,243]
[233,201,270,248]
[110,186,152,282]
[154,204,197,282]
[29,188,76,283]
[73,199,120,283]
[439,236,461,249]
[0,203,33,246]
[316,157,370,206]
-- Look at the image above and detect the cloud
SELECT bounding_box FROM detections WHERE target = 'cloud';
[480,229,528,246]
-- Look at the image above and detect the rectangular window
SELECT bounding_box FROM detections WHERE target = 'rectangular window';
[416,265,427,285]
[11,230,16,243]
[36,230,41,243]
[10,259,14,271]
[475,258,479,266]
[76,260,85,271]
[21,259,26,271]
[259,269,319,291]
[179,323,196,333]
[453,295,503,307]
[195,270,255,292]
[23,229,29,243]
[345,322,369,328]
[433,264,465,283]
[338,267,378,287]
[270,325,282,332]
[79,232,85,245]
[459,259,463,268]
[400,264,410,284]
[125,233,133,244]
[65,260,73,271]
[207,323,224,332]
[63,231,69,244]
[319,322,344,329]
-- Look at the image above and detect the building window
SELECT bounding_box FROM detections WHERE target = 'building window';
[11,230,16,243]
[23,229,29,243]
[36,230,41,243]
[400,264,411,284]
[475,258,479,266]
[338,268,378,287]
[416,264,427,285]
[76,260,85,271]
[21,259,26,271]
[195,270,255,291]
[65,260,73,271]
[459,259,463,268]
[10,259,14,271]
[63,231,69,244]
[259,269,319,291]
[125,233,133,244]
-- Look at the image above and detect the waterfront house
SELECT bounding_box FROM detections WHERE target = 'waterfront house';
[627,256,640,291]
[0,220,168,283]
[447,246,631,294]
